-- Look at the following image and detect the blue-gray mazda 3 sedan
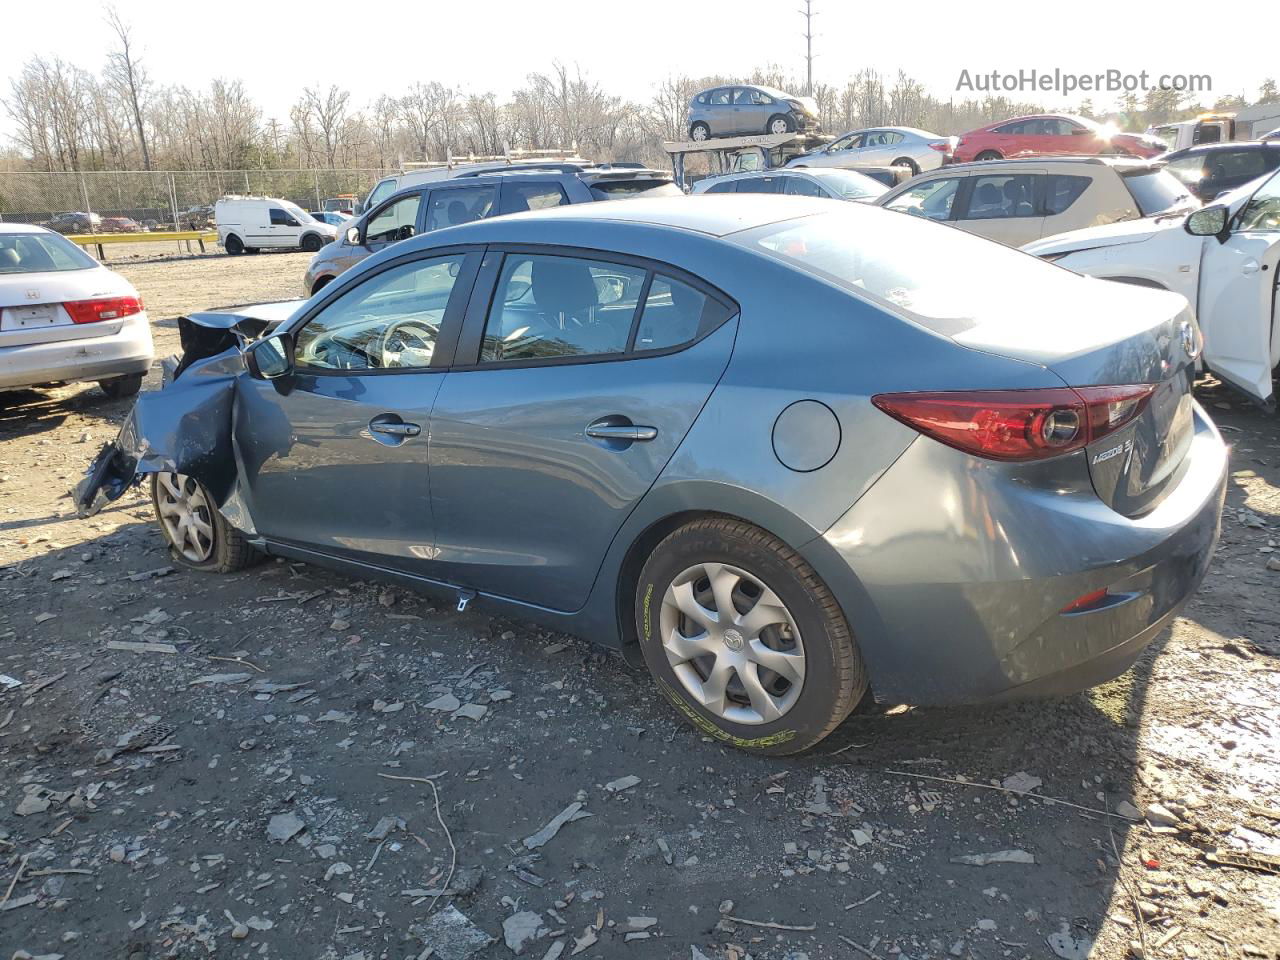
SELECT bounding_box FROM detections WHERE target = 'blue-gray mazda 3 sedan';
[75,196,1227,754]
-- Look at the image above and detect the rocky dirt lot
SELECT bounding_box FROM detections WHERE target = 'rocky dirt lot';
[1,252,1278,960]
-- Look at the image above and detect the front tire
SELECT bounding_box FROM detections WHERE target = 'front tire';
[767,114,795,135]
[151,473,260,574]
[98,373,143,400]
[689,122,710,142]
[635,518,867,755]
[224,234,244,255]
[300,233,323,253]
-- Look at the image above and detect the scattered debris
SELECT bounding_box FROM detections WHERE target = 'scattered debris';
[105,640,178,654]
[523,802,592,850]
[1000,771,1042,794]
[266,812,305,843]
[414,905,494,960]
[604,775,641,793]
[503,911,547,954]
[1047,928,1094,960]
[950,850,1036,866]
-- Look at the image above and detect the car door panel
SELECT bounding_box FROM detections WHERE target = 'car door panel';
[428,320,738,611]
[1197,232,1280,402]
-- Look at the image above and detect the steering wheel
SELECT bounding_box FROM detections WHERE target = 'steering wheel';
[379,319,436,368]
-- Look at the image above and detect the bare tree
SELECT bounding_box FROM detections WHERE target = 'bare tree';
[104,5,151,170]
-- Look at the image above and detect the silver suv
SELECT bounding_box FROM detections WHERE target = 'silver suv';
[687,85,819,141]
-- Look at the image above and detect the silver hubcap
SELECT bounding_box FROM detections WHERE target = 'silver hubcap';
[771,120,788,134]
[155,473,215,562]
[660,562,805,725]
[692,127,707,141]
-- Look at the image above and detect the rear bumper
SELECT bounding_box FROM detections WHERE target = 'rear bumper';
[812,403,1227,704]
[0,313,154,390]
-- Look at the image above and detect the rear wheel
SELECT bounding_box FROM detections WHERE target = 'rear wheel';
[635,517,867,755]
[151,473,260,573]
[975,150,1003,161]
[767,114,795,135]
[689,122,710,142]
[98,373,143,400]
[224,234,244,255]
[892,157,920,176]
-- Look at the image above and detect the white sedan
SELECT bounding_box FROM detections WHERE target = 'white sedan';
[786,127,955,175]
[0,224,153,398]
[1025,169,1280,405]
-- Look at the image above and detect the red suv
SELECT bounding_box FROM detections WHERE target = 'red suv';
[953,114,1165,164]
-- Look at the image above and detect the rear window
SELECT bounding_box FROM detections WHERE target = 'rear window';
[0,232,97,273]
[589,180,682,201]
[735,207,1085,334]
[1122,170,1193,216]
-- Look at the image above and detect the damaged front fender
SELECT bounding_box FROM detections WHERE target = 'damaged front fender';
[72,308,289,519]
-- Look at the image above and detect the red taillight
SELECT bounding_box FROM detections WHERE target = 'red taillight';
[64,296,143,324]
[871,385,1154,462]
[929,142,950,152]
[1060,588,1109,614]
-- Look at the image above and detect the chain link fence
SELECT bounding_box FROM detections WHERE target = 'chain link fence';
[0,169,394,230]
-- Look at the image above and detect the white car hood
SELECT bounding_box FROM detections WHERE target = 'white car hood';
[1023,216,1189,256]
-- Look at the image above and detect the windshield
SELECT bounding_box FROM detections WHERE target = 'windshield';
[0,232,98,273]
[734,207,1089,335]
[284,202,314,223]
[1237,169,1280,231]
[808,169,888,200]
[1122,170,1194,216]
[590,180,682,201]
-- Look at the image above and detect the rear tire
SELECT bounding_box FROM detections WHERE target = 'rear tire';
[892,157,920,176]
[975,150,1002,161]
[635,517,868,755]
[150,473,260,574]
[98,373,143,400]
[224,234,244,255]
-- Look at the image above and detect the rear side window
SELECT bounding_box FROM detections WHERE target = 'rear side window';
[0,232,97,273]
[962,174,1037,219]
[1122,170,1193,215]
[1044,175,1091,215]
[427,185,496,231]
[507,183,569,212]
[634,276,731,351]
[481,255,647,362]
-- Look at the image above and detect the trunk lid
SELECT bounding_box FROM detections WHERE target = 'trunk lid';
[0,268,132,348]
[951,279,1198,516]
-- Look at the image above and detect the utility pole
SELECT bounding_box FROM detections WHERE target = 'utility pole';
[800,0,815,96]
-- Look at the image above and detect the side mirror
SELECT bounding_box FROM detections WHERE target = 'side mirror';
[346,226,361,245]
[1185,205,1229,239]
[244,332,293,380]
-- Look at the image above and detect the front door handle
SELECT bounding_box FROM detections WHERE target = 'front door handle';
[585,422,658,442]
[367,414,421,446]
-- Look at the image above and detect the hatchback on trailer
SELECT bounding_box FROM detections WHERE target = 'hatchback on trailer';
[77,198,1226,754]
[0,223,153,399]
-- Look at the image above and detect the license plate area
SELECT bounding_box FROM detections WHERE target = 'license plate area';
[3,304,60,329]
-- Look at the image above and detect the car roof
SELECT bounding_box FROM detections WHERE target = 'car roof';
[1172,140,1280,155]
[0,222,53,235]
[425,195,839,239]
[938,155,1157,173]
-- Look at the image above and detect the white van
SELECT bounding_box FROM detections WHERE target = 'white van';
[215,196,337,256]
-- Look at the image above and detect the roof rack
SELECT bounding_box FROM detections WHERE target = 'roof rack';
[402,148,588,172]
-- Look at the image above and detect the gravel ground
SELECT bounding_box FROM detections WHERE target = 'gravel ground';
[1,253,1278,960]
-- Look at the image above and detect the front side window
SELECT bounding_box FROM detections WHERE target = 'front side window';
[811,169,888,200]
[710,88,732,105]
[884,177,961,220]
[269,207,297,226]
[1165,154,1208,187]
[481,254,646,362]
[1040,118,1078,137]
[365,194,421,247]
[829,133,863,152]
[963,174,1038,220]
[1044,175,1091,215]
[294,255,463,371]
[704,180,735,194]
[1237,171,1280,231]
[736,177,779,194]
[426,185,497,231]
[0,233,97,273]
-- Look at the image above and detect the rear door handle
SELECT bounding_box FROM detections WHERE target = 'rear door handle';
[586,423,657,442]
